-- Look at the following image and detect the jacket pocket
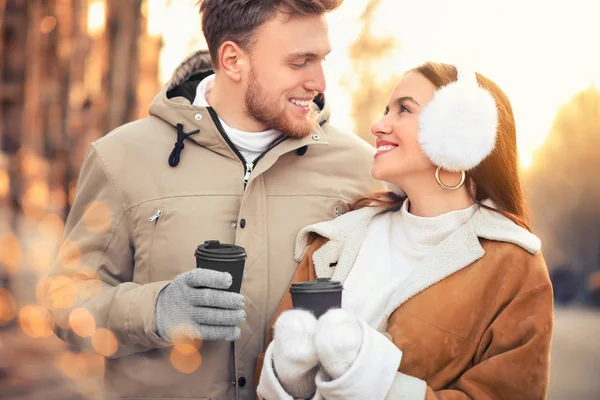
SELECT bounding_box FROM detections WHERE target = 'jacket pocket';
[148,208,163,282]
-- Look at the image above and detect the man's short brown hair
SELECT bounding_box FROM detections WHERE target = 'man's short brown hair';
[199,0,343,68]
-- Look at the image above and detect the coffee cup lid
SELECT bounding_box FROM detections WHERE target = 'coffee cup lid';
[195,240,246,260]
[289,277,343,294]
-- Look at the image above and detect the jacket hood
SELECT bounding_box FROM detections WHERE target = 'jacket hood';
[149,49,332,127]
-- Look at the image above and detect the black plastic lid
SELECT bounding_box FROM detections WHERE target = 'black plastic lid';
[289,277,343,294]
[195,240,246,261]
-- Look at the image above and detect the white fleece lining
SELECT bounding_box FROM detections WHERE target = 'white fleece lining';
[295,206,380,281]
[293,199,542,332]
[315,318,402,400]
[385,372,428,400]
[256,342,295,400]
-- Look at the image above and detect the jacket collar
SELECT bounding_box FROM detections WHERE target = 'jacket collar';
[148,50,331,164]
[294,199,541,329]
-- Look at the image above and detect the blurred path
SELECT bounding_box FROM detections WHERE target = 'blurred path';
[548,306,600,400]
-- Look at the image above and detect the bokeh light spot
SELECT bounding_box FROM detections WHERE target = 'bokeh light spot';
[40,15,57,34]
[83,201,113,234]
[58,351,86,380]
[0,288,17,326]
[56,239,82,271]
[0,169,9,198]
[27,242,54,271]
[92,328,118,357]
[170,342,202,374]
[46,275,78,309]
[0,232,22,274]
[22,180,50,220]
[19,305,54,338]
[69,307,96,337]
[39,213,65,243]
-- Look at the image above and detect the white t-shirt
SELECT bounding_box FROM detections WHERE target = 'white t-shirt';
[193,74,281,164]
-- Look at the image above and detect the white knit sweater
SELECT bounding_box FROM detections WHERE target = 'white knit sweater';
[342,201,477,328]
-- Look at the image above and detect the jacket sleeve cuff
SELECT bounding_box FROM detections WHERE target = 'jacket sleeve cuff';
[385,372,427,400]
[256,342,296,400]
[125,280,172,349]
[315,319,402,400]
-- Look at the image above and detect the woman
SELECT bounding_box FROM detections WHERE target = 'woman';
[256,62,553,399]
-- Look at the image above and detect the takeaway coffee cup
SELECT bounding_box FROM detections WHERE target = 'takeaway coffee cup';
[194,240,246,293]
[289,277,343,318]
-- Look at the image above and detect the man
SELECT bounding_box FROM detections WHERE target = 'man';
[46,1,379,398]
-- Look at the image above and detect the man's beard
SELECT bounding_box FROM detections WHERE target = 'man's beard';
[244,68,316,138]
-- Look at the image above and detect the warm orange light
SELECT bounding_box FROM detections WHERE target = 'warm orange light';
[0,288,17,326]
[83,201,113,234]
[68,181,78,206]
[46,275,78,310]
[87,0,106,37]
[56,239,82,271]
[0,168,9,198]
[39,213,65,243]
[19,305,54,338]
[57,351,106,380]
[20,150,48,178]
[57,351,87,380]
[92,328,118,357]
[36,277,50,307]
[22,180,50,220]
[27,242,54,272]
[0,232,22,274]
[170,342,202,374]
[80,352,106,377]
[69,307,96,337]
[73,266,103,300]
[69,83,88,108]
[40,15,57,34]
[49,187,67,211]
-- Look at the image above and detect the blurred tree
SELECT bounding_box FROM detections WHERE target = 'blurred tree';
[341,0,399,144]
[0,0,160,227]
[524,85,600,299]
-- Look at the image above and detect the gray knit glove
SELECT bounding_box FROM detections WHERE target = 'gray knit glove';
[155,268,246,342]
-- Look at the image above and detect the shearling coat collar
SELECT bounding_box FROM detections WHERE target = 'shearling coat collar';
[294,200,541,330]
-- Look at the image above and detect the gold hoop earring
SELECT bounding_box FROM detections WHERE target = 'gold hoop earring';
[435,166,466,191]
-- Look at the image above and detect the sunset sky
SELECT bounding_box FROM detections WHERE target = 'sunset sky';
[143,0,600,169]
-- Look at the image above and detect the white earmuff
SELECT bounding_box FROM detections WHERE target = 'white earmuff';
[418,66,499,172]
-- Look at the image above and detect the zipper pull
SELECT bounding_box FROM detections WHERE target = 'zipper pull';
[148,209,162,222]
[242,162,253,185]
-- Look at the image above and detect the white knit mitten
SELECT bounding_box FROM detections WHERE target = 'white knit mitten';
[315,309,363,379]
[313,309,403,400]
[272,310,319,398]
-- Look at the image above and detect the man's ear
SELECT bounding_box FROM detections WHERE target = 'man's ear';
[218,41,248,83]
